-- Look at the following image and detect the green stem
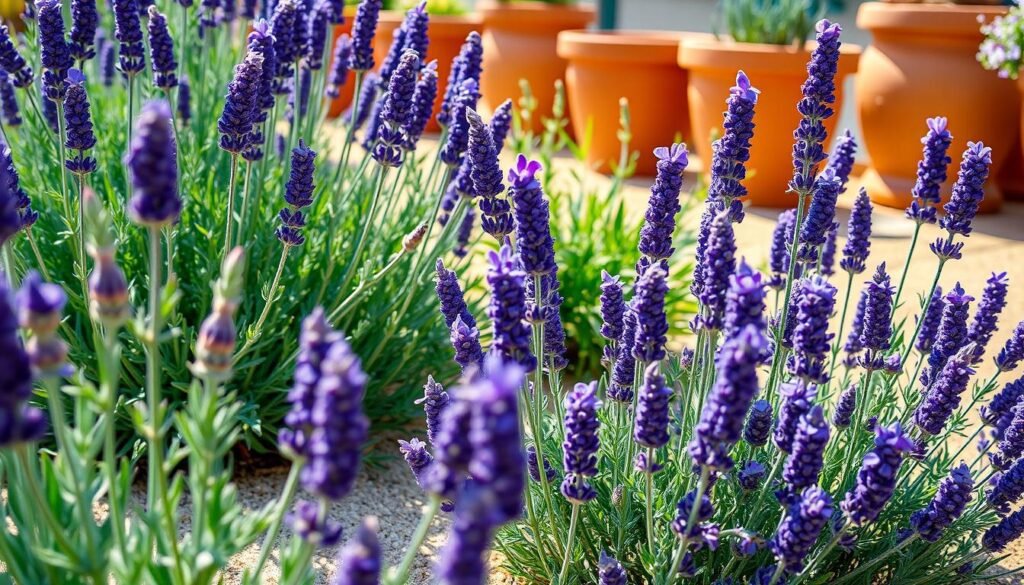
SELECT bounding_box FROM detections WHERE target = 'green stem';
[224,154,239,258]
[827,271,855,384]
[644,448,656,559]
[249,461,304,580]
[100,331,125,552]
[892,223,922,317]
[238,244,291,356]
[558,503,581,583]
[332,70,365,191]
[831,534,919,585]
[385,496,441,585]
[15,446,80,562]
[26,231,52,281]
[337,166,389,297]
[237,162,253,246]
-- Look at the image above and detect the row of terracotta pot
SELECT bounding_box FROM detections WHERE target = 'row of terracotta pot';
[557,3,1022,211]
[325,1,596,133]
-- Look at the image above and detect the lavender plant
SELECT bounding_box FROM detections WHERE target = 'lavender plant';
[395,18,1024,585]
[0,0,471,450]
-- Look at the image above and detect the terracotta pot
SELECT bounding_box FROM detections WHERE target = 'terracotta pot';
[479,1,595,134]
[326,8,358,118]
[678,37,860,208]
[372,11,483,132]
[856,2,1016,213]
[558,30,702,176]
[1000,77,1024,201]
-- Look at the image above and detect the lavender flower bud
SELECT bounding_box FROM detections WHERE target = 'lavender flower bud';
[527,445,557,483]
[439,79,477,166]
[0,71,20,127]
[38,0,73,100]
[453,207,474,258]
[739,460,766,491]
[690,325,768,470]
[924,283,973,384]
[632,266,669,363]
[983,507,1024,552]
[450,316,483,372]
[635,362,672,449]
[99,40,115,87]
[906,117,953,225]
[486,245,535,372]
[508,155,553,277]
[697,210,737,331]
[371,49,418,167]
[989,457,1024,515]
[399,438,433,489]
[638,143,687,270]
[489,99,514,155]
[840,188,872,274]
[288,500,343,547]
[325,33,352,99]
[269,0,298,89]
[561,381,601,503]
[332,517,381,584]
[781,406,830,498]
[219,49,263,153]
[770,486,833,572]
[936,141,992,240]
[469,109,511,239]
[789,19,842,195]
[305,1,330,70]
[598,551,626,585]
[437,31,482,128]
[819,222,838,276]
[744,399,773,448]
[858,263,894,367]
[768,209,796,290]
[380,2,428,82]
[435,259,476,329]
[916,285,946,354]
[841,422,915,525]
[0,277,45,446]
[193,250,245,381]
[88,248,131,329]
[113,0,146,76]
[825,129,857,190]
[789,276,837,384]
[62,69,97,175]
[347,0,382,72]
[797,168,842,264]
[774,382,816,454]
[148,7,177,89]
[405,60,438,150]
[0,25,33,88]
[708,71,757,207]
[3,149,33,233]
[671,489,714,539]
[177,77,191,125]
[833,385,856,429]
[540,277,568,371]
[599,271,625,363]
[609,307,638,402]
[916,345,975,436]
[997,322,1024,372]
[127,101,180,227]
[275,140,316,245]
[967,272,1009,364]
[724,260,767,352]
[983,377,1024,429]
[70,0,99,62]
[417,376,449,448]
[992,401,1024,470]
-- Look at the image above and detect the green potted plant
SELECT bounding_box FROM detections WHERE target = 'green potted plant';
[855,0,1016,213]
[678,0,860,207]
[479,0,596,134]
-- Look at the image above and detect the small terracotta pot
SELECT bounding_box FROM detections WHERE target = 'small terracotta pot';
[558,30,702,176]
[326,8,358,118]
[372,11,483,132]
[478,1,595,134]
[856,2,1016,213]
[678,37,860,208]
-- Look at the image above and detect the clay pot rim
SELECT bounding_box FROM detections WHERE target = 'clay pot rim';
[478,1,596,28]
[558,29,713,64]
[376,9,483,26]
[678,37,861,77]
[858,2,1008,35]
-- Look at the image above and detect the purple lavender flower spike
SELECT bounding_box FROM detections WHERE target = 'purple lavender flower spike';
[470,109,512,239]
[915,345,975,435]
[219,49,263,153]
[405,60,438,150]
[489,99,514,155]
[450,315,484,372]
[379,2,428,82]
[486,245,535,372]
[127,101,180,227]
[561,381,601,503]
[305,1,330,71]
[690,325,767,470]
[841,188,873,275]
[527,445,557,483]
[691,204,715,298]
[70,0,99,63]
[841,422,915,525]
[671,488,715,541]
[425,385,474,503]
[510,155,553,278]
[437,31,482,128]
[833,385,856,428]
[63,69,97,175]
[789,19,842,195]
[609,306,638,402]
[148,7,178,89]
[988,457,1024,514]
[739,460,766,491]
[632,266,669,363]
[332,517,381,585]
[275,140,317,245]
[924,283,973,385]
[771,486,833,572]
[774,382,817,454]
[38,0,74,100]
[372,49,419,166]
[697,210,737,331]
[279,312,338,458]
[347,0,382,72]
[436,484,500,583]
[825,129,857,190]
[417,376,449,448]
[743,399,772,448]
[599,271,625,364]
[539,275,569,371]
[907,116,953,225]
[932,142,993,260]
[269,0,299,92]
[820,222,838,276]
[724,260,767,349]
[1,147,33,234]
[997,322,1024,373]
[0,71,20,127]
[17,272,70,377]
[113,0,146,76]
[858,263,894,368]
[435,259,476,329]
[707,71,757,209]
[325,34,352,99]
[99,40,116,87]
[176,77,191,126]
[0,274,46,446]
[0,25,33,88]
[289,500,343,547]
[797,168,842,264]
[400,438,435,486]
[983,507,1024,552]
[991,400,1024,470]
[967,272,1009,364]
[780,406,830,498]
[598,551,627,585]
[638,143,688,273]
[453,207,475,258]
[916,285,945,354]
[768,209,797,290]
[983,377,1024,430]
[789,276,837,384]
[439,79,477,167]
[635,362,672,450]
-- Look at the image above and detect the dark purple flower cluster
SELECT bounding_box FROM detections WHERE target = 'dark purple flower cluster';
[635,363,672,449]
[417,376,449,448]
[371,49,419,167]
[467,109,510,239]
[906,117,953,225]
[435,258,476,329]
[997,322,1024,372]
[70,0,99,62]
[99,40,116,86]
[0,71,20,127]
[406,60,438,150]
[435,484,499,582]
[269,0,299,92]
[632,266,669,363]
[438,31,482,128]
[1,147,33,234]
[599,271,625,364]
[988,458,1024,514]
[527,445,557,483]
[562,381,600,503]
[739,460,766,491]
[857,263,894,367]
[983,377,1024,431]
[288,500,343,547]
[148,7,178,89]
[333,518,381,584]
[724,260,767,347]
[381,2,428,82]
[219,49,263,153]
[450,316,483,372]
[490,99,514,154]
[38,0,73,100]
[671,488,715,541]
[609,307,638,402]
[743,399,772,448]
[797,169,842,264]
[0,276,46,446]
[781,406,830,498]
[825,129,857,189]
[774,382,816,454]
[992,402,1024,470]
[276,141,317,246]
[983,507,1024,552]
[916,346,975,435]
[911,463,972,541]
[690,325,767,470]
[707,72,757,208]
[17,272,69,377]
[967,272,1009,364]
[788,276,836,384]
[916,285,946,354]
[0,25,33,88]
[486,245,535,372]
[840,188,873,274]
[347,0,382,72]
[63,69,97,175]
[841,422,915,525]
[768,209,797,290]
[325,34,352,99]
[696,210,737,331]
[439,79,477,167]
[833,385,856,428]
[819,223,838,277]
[598,551,627,585]
[789,19,842,195]
[113,0,146,76]
[128,100,180,227]
[305,2,331,71]
[466,362,526,522]
[932,142,992,259]
[771,486,833,572]
[638,143,688,272]
[924,283,973,385]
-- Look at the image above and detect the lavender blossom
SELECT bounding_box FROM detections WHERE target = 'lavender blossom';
[788,276,837,384]
[967,272,1009,364]
[62,69,97,175]
[739,460,766,491]
[305,1,330,70]
[924,283,973,384]
[743,399,773,448]
[275,141,317,246]
[833,385,856,428]
[841,422,915,525]
[562,381,600,503]
[911,463,973,541]
[435,259,476,329]
[219,49,263,153]
[916,346,975,435]
[825,129,857,189]
[1,147,31,234]
[70,0,99,62]
[609,307,638,402]
[437,31,482,128]
[690,325,767,470]
[426,383,474,503]
[840,188,872,274]
[269,0,298,91]
[113,0,145,76]
[988,457,1024,514]
[635,363,672,449]
[797,168,842,264]
[399,438,433,489]
[99,40,115,87]
[288,500,343,547]
[325,34,352,99]
[148,7,177,89]
[906,117,953,225]
[17,272,69,377]
[486,245,535,372]
[470,109,512,239]
[724,260,767,344]
[820,222,838,276]
[380,2,428,82]
[439,79,476,167]
[983,377,1024,431]
[638,143,688,272]
[707,71,757,208]
[671,489,715,541]
[992,401,1024,470]
[983,507,1024,552]
[347,0,382,72]
[489,99,513,154]
[0,71,20,127]
[598,551,626,585]
[632,266,669,363]
[774,382,817,454]
[332,518,381,585]
[406,60,438,150]
[916,286,946,354]
[127,101,180,227]
[371,49,419,167]
[769,209,796,289]
[789,19,842,195]
[600,271,625,363]
[453,208,474,258]
[932,142,993,259]
[0,277,45,446]
[527,446,557,483]
[771,486,833,572]
[509,156,553,278]
[697,210,737,331]
[450,316,483,372]
[436,484,499,583]
[0,25,33,88]
[38,0,73,100]
[997,322,1024,372]
[858,263,894,367]
[780,406,830,498]
[417,376,449,447]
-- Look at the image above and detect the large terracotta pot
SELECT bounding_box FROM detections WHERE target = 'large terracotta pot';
[558,30,701,176]
[856,2,1017,213]
[1001,77,1024,201]
[479,1,595,134]
[326,8,358,118]
[373,11,482,132]
[678,37,860,208]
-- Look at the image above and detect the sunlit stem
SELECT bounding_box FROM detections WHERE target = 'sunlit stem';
[224,153,239,258]
[249,461,304,580]
[644,447,656,558]
[239,243,291,356]
[558,503,581,583]
[385,496,441,585]
[892,222,923,317]
[332,70,366,191]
